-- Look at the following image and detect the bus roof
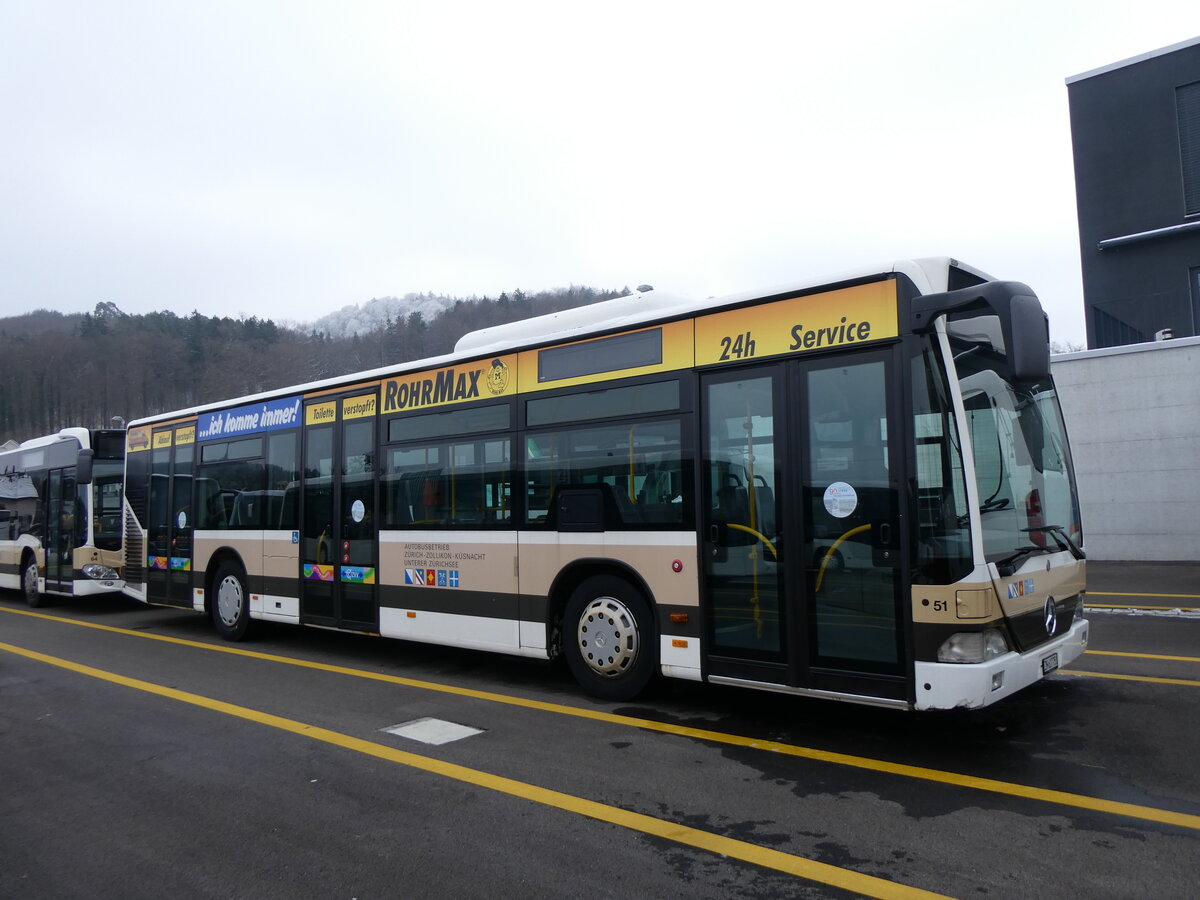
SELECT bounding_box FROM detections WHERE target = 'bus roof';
[127,257,994,429]
[455,257,992,357]
[0,427,90,458]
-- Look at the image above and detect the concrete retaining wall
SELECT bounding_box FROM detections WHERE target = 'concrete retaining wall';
[1051,336,1200,562]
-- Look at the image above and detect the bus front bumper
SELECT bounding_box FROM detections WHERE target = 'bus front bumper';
[71,575,126,596]
[914,618,1089,710]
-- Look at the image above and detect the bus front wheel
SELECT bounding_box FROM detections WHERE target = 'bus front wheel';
[210,561,253,641]
[21,557,45,608]
[563,575,657,701]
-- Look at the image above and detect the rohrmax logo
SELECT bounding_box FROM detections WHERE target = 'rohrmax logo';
[486,358,510,395]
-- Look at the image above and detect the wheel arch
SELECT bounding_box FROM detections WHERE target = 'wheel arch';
[19,545,45,607]
[202,547,249,616]
[545,558,657,654]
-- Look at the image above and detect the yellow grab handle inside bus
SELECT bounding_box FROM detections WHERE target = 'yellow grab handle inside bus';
[814,523,871,593]
[724,523,777,639]
[726,523,777,559]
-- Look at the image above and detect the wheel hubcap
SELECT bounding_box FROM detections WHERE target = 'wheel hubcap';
[23,564,37,597]
[217,575,244,627]
[577,596,638,677]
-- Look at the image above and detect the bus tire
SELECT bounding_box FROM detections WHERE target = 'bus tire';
[22,556,46,608]
[210,560,253,641]
[563,575,657,701]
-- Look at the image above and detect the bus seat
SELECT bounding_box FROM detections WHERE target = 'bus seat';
[753,482,776,537]
[717,484,749,524]
[610,483,642,525]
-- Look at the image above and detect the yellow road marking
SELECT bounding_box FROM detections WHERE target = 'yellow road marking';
[1061,670,1200,688]
[4,605,1200,832]
[1086,649,1200,664]
[0,639,949,900]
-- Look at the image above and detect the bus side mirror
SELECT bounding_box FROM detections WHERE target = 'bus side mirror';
[1006,293,1051,384]
[910,281,1051,384]
[76,449,94,485]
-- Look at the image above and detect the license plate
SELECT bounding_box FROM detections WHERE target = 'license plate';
[1041,652,1059,675]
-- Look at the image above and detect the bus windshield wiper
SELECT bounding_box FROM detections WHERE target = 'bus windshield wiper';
[958,496,1011,526]
[1023,524,1086,561]
[994,545,1053,577]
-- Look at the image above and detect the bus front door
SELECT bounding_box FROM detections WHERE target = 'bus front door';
[43,468,75,594]
[301,393,379,633]
[795,352,905,700]
[701,351,906,702]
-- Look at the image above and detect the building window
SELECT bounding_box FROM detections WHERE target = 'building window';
[1179,80,1200,216]
[1093,305,1148,348]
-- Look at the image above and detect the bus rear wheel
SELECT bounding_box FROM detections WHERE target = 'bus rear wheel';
[22,557,45,608]
[563,575,657,701]
[210,561,253,641]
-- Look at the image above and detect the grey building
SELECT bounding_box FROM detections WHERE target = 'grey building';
[1067,37,1200,348]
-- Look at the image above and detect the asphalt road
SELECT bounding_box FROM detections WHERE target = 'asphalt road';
[1,564,1197,900]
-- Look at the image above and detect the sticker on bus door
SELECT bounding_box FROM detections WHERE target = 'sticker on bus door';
[823,481,858,518]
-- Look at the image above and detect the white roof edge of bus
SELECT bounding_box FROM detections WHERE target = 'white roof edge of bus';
[19,428,89,451]
[126,257,992,428]
[126,347,473,428]
[452,287,699,356]
[0,428,89,461]
[455,257,992,358]
[57,426,91,446]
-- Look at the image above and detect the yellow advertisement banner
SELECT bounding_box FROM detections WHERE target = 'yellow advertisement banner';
[152,430,173,449]
[306,401,338,426]
[694,280,899,366]
[382,354,517,414]
[175,425,196,445]
[342,394,377,420]
[126,426,151,453]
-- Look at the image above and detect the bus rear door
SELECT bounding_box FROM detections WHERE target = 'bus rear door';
[145,427,194,608]
[300,392,379,633]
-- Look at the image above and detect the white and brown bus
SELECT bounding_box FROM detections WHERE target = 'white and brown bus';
[120,258,1088,709]
[1,428,125,605]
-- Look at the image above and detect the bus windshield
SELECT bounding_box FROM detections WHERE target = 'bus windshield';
[92,458,125,551]
[947,316,1083,570]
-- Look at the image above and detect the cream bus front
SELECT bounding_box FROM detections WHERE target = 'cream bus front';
[912,285,1088,709]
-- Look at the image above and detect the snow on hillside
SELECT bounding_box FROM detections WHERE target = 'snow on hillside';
[287,293,459,338]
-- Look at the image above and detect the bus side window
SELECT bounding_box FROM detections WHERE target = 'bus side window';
[420,475,445,522]
[195,477,227,529]
[526,420,687,528]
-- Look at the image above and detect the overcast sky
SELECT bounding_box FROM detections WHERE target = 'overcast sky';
[3,2,1198,346]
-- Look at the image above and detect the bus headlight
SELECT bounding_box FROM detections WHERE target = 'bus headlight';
[937,628,1010,664]
[82,564,119,580]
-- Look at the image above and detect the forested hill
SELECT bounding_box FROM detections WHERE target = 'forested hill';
[0,285,628,446]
